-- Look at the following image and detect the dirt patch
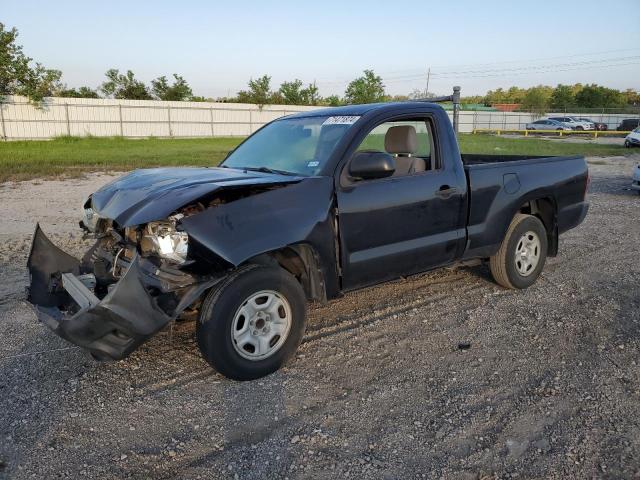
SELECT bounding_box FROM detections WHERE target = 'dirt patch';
[0,157,639,479]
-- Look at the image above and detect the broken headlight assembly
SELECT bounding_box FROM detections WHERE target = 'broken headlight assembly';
[140,219,189,264]
[82,206,103,233]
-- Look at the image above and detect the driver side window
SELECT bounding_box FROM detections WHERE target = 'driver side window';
[354,118,436,177]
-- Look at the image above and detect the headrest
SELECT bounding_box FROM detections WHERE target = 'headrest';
[384,125,417,155]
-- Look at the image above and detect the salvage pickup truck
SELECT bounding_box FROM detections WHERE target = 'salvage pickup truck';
[27,102,589,380]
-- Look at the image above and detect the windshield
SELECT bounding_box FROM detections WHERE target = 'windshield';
[222,115,359,176]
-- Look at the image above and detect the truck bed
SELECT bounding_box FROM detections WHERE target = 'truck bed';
[460,153,589,261]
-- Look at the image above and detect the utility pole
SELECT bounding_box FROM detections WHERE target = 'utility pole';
[426,67,431,98]
[452,86,461,134]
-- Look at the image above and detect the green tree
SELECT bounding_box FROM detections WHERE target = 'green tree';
[237,75,273,106]
[521,86,550,115]
[301,82,320,105]
[0,23,62,103]
[344,70,386,104]
[151,74,193,101]
[57,86,100,98]
[550,84,575,110]
[575,84,626,108]
[100,69,152,100]
[483,88,506,105]
[409,88,438,100]
[460,94,484,104]
[504,86,526,103]
[279,79,305,104]
[623,88,639,106]
[323,95,343,106]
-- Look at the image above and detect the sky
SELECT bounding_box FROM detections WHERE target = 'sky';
[3,0,640,99]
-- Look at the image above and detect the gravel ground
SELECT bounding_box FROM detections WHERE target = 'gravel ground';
[0,156,639,480]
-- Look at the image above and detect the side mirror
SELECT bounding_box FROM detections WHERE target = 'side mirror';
[349,151,395,180]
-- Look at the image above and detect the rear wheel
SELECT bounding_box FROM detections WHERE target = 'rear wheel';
[489,213,548,289]
[197,265,307,380]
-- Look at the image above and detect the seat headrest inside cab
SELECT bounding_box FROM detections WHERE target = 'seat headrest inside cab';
[384,125,418,155]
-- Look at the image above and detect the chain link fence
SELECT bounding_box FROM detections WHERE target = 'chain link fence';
[459,107,640,132]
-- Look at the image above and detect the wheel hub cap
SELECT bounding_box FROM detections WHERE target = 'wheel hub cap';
[515,230,541,277]
[231,290,292,361]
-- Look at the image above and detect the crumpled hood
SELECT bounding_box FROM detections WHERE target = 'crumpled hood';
[90,167,302,226]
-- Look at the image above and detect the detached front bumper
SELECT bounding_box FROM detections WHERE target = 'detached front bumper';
[27,225,218,361]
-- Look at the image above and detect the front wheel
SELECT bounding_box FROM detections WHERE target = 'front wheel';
[197,265,307,380]
[625,140,631,148]
[489,213,548,289]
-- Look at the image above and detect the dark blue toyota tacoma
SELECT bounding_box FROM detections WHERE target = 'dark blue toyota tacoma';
[27,102,589,380]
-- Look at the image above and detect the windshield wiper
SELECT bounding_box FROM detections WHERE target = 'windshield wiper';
[241,166,299,176]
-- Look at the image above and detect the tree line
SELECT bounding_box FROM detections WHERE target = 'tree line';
[464,84,640,113]
[1,22,638,110]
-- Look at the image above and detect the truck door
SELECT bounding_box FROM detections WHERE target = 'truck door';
[336,117,466,290]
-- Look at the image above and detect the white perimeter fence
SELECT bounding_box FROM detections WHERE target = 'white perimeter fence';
[1,96,638,140]
[0,96,320,140]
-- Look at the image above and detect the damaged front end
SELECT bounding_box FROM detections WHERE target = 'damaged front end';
[26,166,337,362]
[27,222,221,361]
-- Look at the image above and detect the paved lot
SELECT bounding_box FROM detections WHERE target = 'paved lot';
[0,156,639,479]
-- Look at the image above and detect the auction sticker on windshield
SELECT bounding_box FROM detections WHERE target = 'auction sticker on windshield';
[322,116,361,125]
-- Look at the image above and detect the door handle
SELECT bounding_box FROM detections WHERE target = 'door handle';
[435,185,458,199]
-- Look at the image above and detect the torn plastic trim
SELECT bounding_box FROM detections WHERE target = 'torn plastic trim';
[27,223,81,307]
[27,225,222,361]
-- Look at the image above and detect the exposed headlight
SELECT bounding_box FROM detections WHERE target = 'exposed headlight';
[141,220,189,264]
[82,207,101,232]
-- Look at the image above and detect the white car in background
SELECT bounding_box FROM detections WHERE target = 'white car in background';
[627,128,640,194]
[548,116,594,131]
[525,119,573,131]
[624,127,640,148]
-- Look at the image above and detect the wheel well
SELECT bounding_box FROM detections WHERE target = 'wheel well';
[518,197,558,256]
[246,245,327,303]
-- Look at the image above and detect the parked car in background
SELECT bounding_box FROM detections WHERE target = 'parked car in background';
[525,119,573,131]
[548,116,594,130]
[624,127,640,148]
[577,117,607,131]
[617,118,640,131]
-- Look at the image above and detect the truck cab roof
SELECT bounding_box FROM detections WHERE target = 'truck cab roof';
[285,101,447,119]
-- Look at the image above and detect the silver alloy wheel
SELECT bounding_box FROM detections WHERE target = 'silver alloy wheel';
[515,230,541,277]
[230,290,292,361]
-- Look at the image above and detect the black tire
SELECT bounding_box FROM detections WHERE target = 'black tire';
[625,140,631,148]
[196,265,307,381]
[489,213,548,289]
[576,126,583,131]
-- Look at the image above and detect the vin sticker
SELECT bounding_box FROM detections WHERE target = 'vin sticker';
[322,116,360,125]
